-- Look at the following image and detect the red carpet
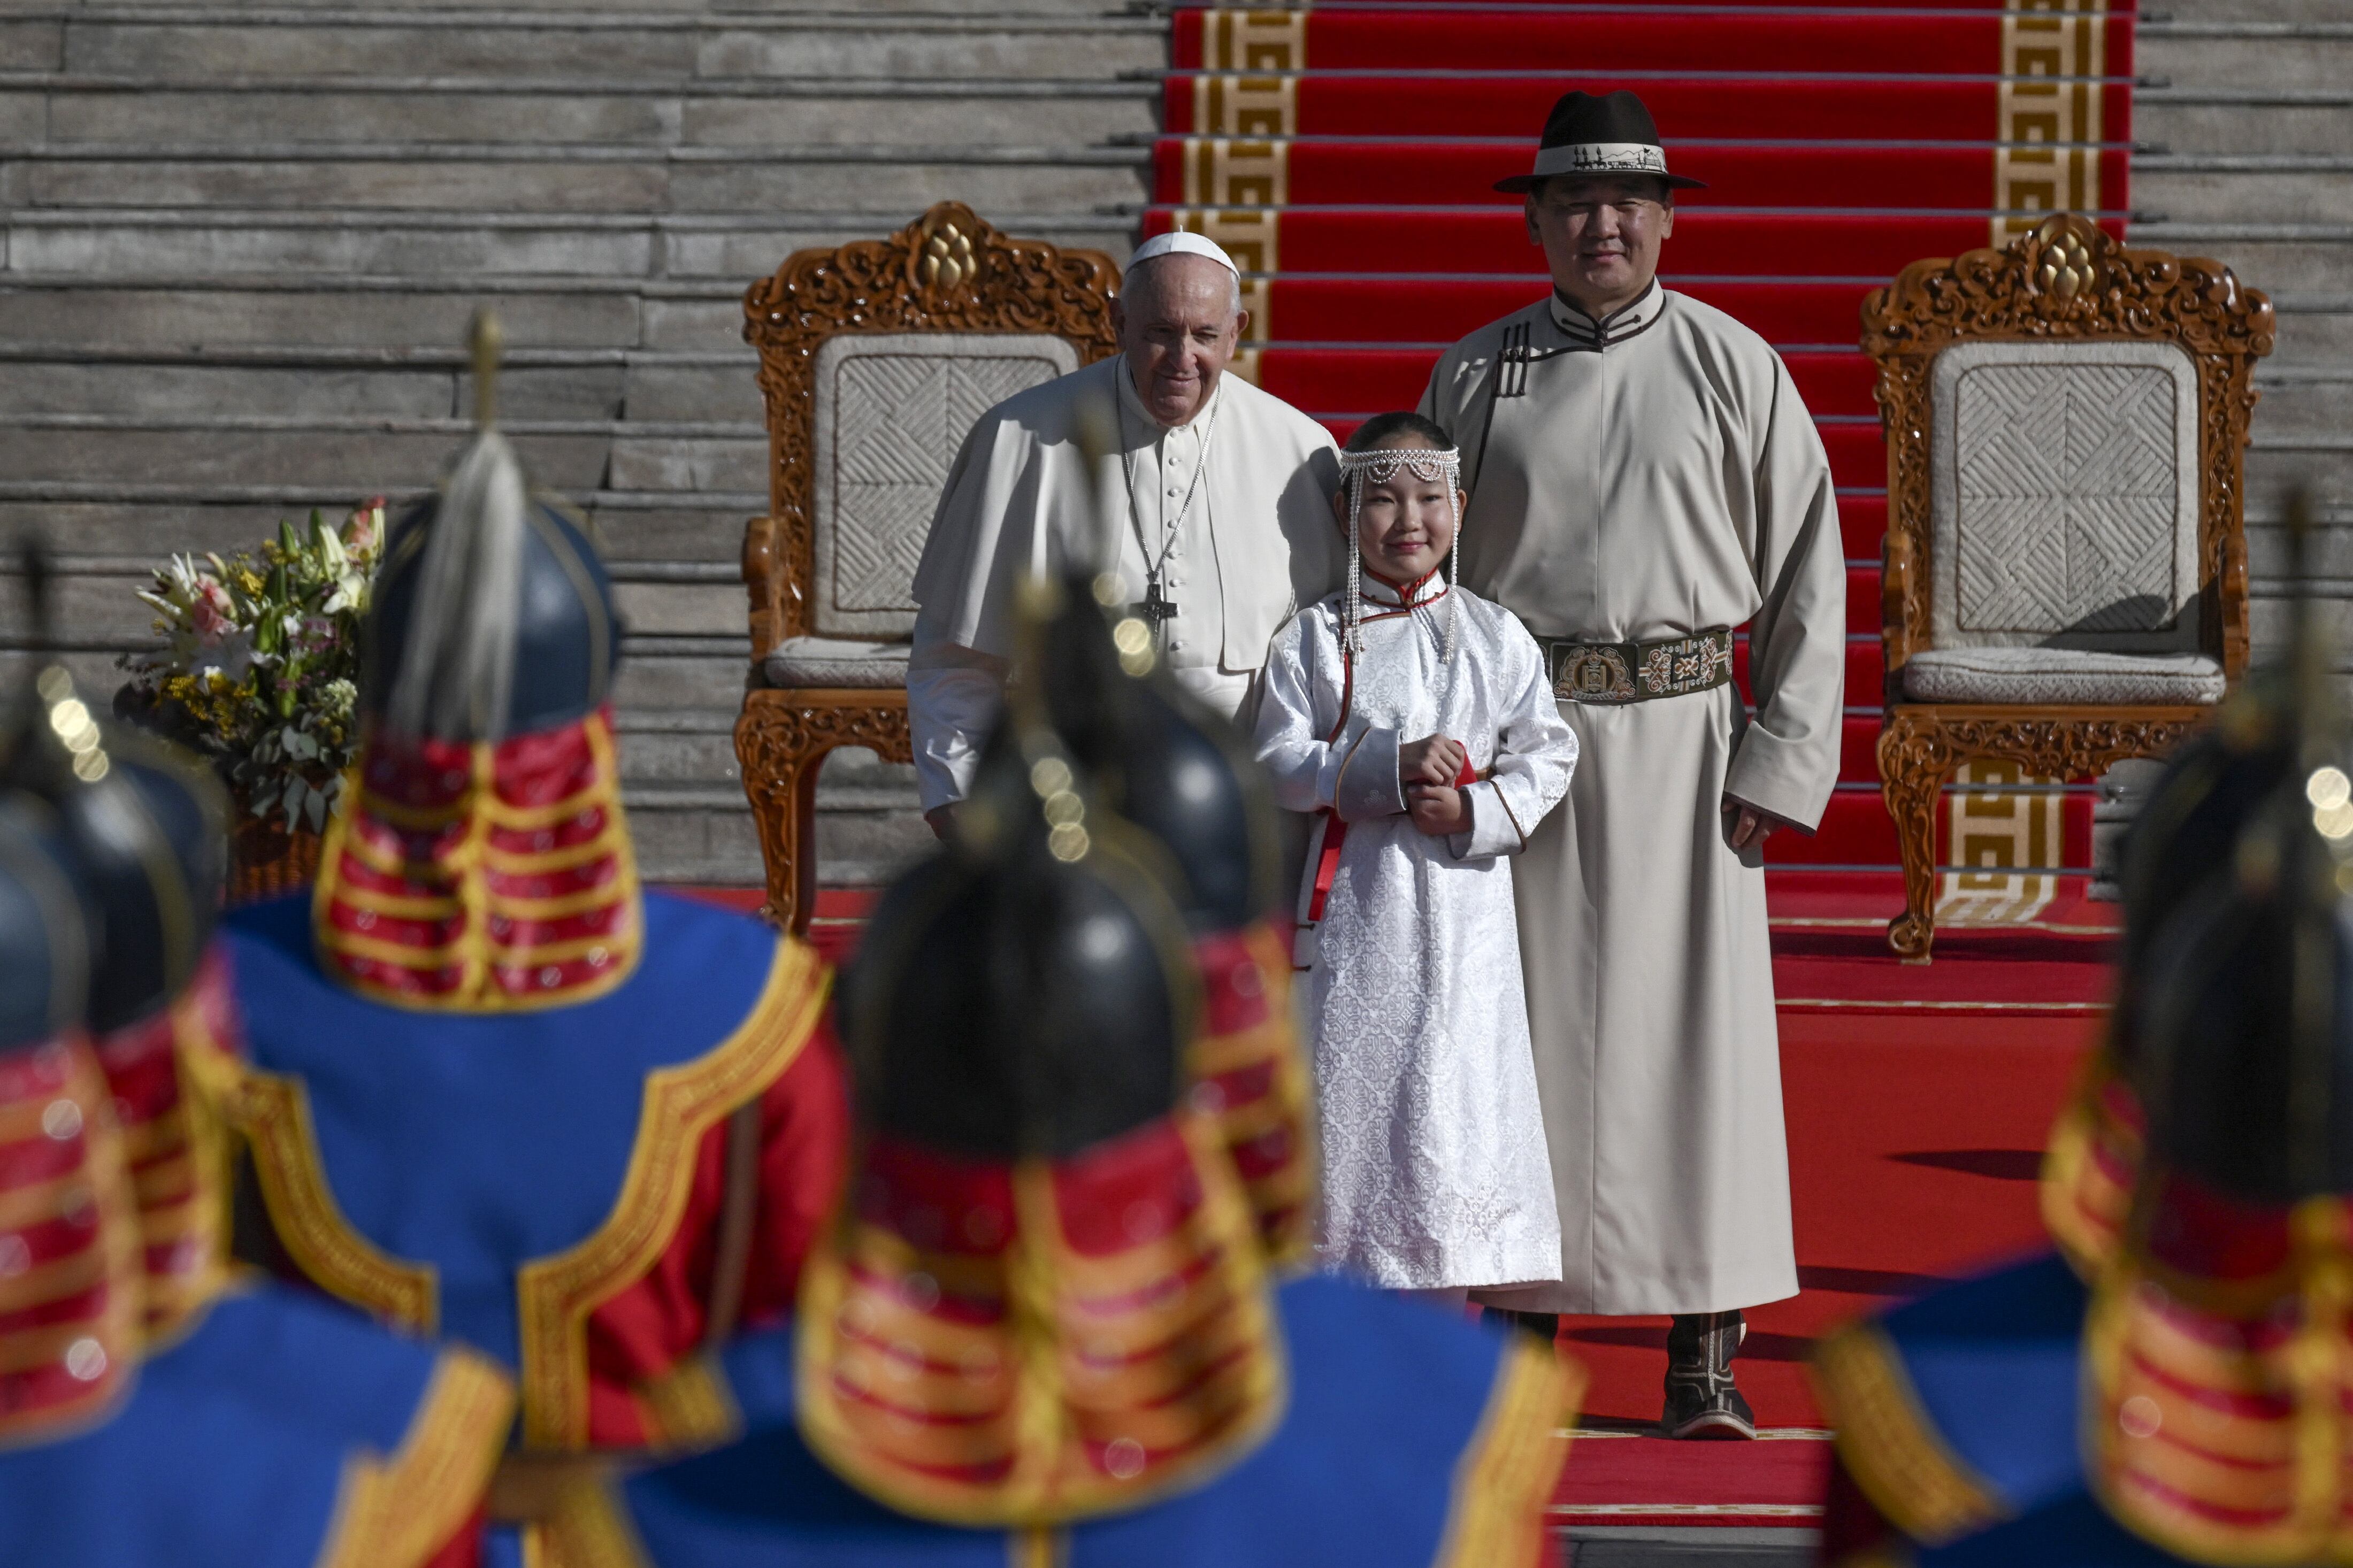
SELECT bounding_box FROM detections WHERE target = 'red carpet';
[1159,0,2140,890]
[1158,141,2130,211]
[1166,76,2134,143]
[756,889,2101,1529]
[1170,10,2134,76]
[1547,1004,2091,1528]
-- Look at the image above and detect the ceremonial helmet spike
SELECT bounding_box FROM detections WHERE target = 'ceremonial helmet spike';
[365,311,620,744]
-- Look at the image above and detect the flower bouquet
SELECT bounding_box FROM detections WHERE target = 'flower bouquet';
[118,498,385,901]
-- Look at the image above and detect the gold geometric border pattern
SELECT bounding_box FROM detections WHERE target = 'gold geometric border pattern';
[1994,0,2110,244]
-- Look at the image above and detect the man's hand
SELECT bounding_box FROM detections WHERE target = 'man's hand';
[925,804,957,842]
[1721,795,1785,852]
[1407,784,1472,837]
[1399,734,1468,790]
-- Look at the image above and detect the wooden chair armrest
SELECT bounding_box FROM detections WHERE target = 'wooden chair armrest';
[2219,523,2250,681]
[1882,529,1915,672]
[744,516,780,662]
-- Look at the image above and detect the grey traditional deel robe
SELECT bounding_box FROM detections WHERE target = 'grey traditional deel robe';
[1419,283,1846,1316]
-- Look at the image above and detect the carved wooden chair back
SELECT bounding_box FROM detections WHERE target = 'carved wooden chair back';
[1859,214,2274,959]
[1866,214,2272,689]
[732,204,1120,931]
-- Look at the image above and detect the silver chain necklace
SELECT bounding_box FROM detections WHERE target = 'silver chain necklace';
[1115,379,1222,637]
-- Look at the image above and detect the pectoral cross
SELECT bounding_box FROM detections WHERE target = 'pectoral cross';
[1137,575,1178,635]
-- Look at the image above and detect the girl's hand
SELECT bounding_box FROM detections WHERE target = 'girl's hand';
[1399,734,1468,788]
[1407,784,1471,836]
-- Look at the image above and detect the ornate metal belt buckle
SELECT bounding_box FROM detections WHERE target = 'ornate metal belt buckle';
[1557,644,1634,703]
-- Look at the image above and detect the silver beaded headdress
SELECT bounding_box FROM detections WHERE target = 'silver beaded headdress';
[1337,443,1463,658]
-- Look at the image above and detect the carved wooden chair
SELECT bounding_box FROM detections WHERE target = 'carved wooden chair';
[1868,214,2274,959]
[735,202,1120,931]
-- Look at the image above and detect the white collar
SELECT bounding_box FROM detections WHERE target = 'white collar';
[1548,280,1665,349]
[1117,357,1221,438]
[1359,567,1448,611]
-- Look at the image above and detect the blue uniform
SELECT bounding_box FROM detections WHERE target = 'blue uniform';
[622,1276,1570,1568]
[0,1283,510,1568]
[1816,1252,2205,1567]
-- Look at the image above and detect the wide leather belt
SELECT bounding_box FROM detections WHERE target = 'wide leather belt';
[1539,627,1736,704]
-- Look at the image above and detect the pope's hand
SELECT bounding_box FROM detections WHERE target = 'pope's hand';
[1399,734,1468,789]
[1407,784,1471,837]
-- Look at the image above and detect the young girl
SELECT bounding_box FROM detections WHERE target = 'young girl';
[1251,411,1578,1307]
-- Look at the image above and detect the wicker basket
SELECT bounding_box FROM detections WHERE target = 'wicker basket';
[228,808,323,905]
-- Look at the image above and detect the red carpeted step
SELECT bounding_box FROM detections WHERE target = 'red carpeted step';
[1552,1434,1830,1531]
[1156,138,2130,212]
[1839,714,1883,781]
[1565,1009,2093,1428]
[1147,208,2131,280]
[1170,9,2134,76]
[1762,790,2094,867]
[1842,495,1887,565]
[1843,566,1878,634]
[1167,73,2134,143]
[1251,345,1880,419]
[1822,423,1884,489]
[1269,276,1875,345]
[1313,414,1877,485]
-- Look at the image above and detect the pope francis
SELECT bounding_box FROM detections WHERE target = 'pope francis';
[1421,91,1848,1439]
[907,231,1342,829]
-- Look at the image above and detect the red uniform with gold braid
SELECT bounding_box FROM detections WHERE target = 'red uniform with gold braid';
[211,327,849,1562]
[1811,548,2353,1567]
[0,640,513,1568]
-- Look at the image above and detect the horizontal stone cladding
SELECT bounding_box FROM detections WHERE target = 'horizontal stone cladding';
[0,2,1164,885]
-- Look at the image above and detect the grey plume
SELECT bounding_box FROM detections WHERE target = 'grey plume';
[382,428,530,742]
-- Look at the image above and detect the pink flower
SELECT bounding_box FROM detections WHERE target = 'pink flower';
[343,497,385,557]
[189,577,236,644]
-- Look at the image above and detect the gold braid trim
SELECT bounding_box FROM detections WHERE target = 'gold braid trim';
[312,711,644,1016]
[233,1070,439,1331]
[316,1347,517,1568]
[796,1112,1288,1529]
[515,939,827,1449]
[1008,1528,1066,1568]
[1431,1337,1583,1568]
[0,1044,150,1449]
[517,1473,654,1568]
[633,1351,741,1453]
[1811,1324,2007,1546]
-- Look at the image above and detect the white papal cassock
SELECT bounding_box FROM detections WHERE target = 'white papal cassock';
[908,356,1341,810]
[1420,281,1847,1316]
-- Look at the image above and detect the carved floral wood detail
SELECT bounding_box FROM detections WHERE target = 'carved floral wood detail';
[735,691,914,933]
[1863,213,2273,677]
[733,204,1120,928]
[1877,705,2208,958]
[741,202,1121,651]
[1863,215,2269,958]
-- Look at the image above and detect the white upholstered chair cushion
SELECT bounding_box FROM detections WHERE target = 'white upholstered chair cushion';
[1900,647,2225,705]
[809,331,1079,640]
[762,636,910,690]
[1930,339,2202,657]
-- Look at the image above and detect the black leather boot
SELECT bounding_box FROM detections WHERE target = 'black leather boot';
[1662,1309,1756,1439]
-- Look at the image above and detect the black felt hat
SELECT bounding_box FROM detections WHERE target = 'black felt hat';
[1494,89,1707,195]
